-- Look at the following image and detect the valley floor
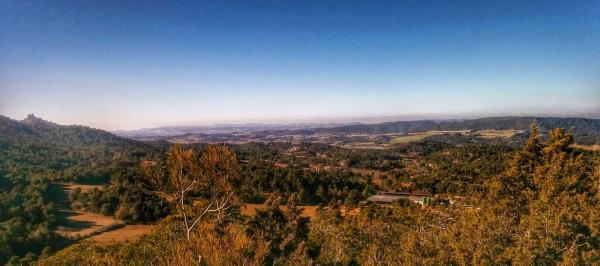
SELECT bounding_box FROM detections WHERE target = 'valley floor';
[51,183,155,246]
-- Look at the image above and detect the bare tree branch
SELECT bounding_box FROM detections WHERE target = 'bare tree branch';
[142,144,240,240]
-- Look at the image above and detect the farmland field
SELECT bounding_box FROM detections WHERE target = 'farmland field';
[390,130,469,144]
[571,144,600,151]
[475,129,525,139]
[390,132,437,144]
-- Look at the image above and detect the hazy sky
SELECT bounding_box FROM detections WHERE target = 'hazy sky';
[1,1,599,130]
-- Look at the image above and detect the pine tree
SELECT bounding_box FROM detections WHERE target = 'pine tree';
[489,120,541,214]
[511,128,600,264]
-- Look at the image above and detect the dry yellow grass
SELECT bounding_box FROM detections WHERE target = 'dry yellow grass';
[56,211,124,239]
[63,183,105,193]
[52,182,156,247]
[345,144,390,149]
[390,132,437,143]
[389,129,523,143]
[475,129,525,139]
[571,144,600,152]
[55,182,121,240]
[390,130,469,144]
[241,203,318,218]
[90,224,156,246]
[274,162,288,168]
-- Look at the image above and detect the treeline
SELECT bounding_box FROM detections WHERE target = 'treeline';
[239,160,374,205]
[423,131,528,147]
[416,144,514,195]
[69,169,170,223]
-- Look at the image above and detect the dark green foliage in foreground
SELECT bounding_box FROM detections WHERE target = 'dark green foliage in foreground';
[245,194,310,264]
[0,174,66,265]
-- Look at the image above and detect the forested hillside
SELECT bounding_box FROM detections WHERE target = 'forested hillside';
[0,115,162,183]
[0,115,164,264]
[288,117,600,144]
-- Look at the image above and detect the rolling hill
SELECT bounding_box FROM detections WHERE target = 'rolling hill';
[0,114,161,182]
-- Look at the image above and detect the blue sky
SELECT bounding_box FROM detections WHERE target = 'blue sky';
[1,0,599,130]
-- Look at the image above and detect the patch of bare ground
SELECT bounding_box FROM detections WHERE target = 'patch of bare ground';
[53,182,154,246]
[55,210,124,240]
[274,162,288,168]
[90,225,156,246]
[241,203,318,218]
[571,144,600,151]
[63,183,105,193]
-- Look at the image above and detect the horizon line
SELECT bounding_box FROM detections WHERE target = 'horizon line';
[5,109,599,132]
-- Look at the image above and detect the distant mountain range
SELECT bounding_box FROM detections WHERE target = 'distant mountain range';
[112,122,359,138]
[111,115,600,145]
[3,114,600,146]
[293,116,600,135]
[112,107,600,138]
